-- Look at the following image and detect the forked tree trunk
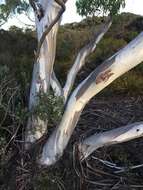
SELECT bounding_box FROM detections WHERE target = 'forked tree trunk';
[63,19,112,102]
[25,0,110,148]
[39,32,143,166]
[26,0,143,167]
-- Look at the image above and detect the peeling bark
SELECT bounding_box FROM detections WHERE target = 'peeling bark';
[96,69,114,84]
[40,32,143,166]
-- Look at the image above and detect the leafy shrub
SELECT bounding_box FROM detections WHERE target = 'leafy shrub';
[88,37,127,64]
[105,71,143,94]
[128,17,143,32]
[33,92,64,125]
[124,31,139,42]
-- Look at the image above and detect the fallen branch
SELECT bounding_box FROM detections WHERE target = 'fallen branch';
[78,122,143,160]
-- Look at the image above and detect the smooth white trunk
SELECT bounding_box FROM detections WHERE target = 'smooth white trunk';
[51,72,63,97]
[30,0,61,108]
[78,122,143,160]
[63,19,112,102]
[25,0,62,147]
[40,32,143,166]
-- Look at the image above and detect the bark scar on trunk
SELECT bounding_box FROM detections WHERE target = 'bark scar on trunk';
[37,10,44,21]
[37,75,45,91]
[35,3,44,21]
[96,69,114,84]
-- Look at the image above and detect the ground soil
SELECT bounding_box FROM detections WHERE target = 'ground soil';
[1,95,143,190]
[72,95,143,190]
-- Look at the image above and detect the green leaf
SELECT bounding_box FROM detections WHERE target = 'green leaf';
[76,0,125,17]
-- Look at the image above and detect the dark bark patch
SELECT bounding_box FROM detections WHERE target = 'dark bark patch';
[36,3,44,21]
[36,75,45,91]
[96,69,114,84]
[76,55,116,101]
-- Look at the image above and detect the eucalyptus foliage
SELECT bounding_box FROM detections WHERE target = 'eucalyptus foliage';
[0,0,29,25]
[0,0,126,26]
[33,92,64,125]
[76,0,125,17]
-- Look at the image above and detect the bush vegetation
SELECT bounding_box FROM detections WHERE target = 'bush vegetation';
[0,13,143,90]
[0,13,143,189]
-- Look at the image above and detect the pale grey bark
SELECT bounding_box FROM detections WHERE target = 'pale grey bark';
[78,122,143,161]
[39,32,143,166]
[63,19,112,102]
[25,0,65,147]
[26,0,143,167]
[50,72,63,96]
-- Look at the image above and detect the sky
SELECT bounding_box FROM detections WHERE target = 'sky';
[2,0,143,29]
[63,0,143,23]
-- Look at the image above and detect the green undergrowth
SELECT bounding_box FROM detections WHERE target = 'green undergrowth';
[0,13,143,93]
[0,13,143,189]
[33,92,64,125]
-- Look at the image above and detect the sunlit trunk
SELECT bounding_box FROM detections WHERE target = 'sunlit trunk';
[40,32,143,165]
[26,1,143,167]
[25,0,61,147]
[63,19,112,102]
[78,122,143,160]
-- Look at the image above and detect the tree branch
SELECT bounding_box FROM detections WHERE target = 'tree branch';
[29,0,37,12]
[63,18,112,102]
[78,122,143,161]
[25,0,66,147]
[50,72,63,96]
[35,0,66,61]
[39,32,143,166]
[29,0,44,21]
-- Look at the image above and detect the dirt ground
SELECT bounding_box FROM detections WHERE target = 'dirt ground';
[33,95,143,190]
[72,95,143,190]
[1,95,143,190]
[75,96,143,190]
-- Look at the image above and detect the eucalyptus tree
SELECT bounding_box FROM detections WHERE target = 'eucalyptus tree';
[1,0,143,166]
